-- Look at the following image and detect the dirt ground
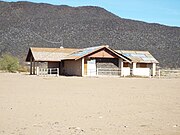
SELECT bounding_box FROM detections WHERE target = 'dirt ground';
[0,73,180,135]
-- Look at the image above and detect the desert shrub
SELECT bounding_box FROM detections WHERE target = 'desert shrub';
[0,54,19,72]
[18,66,28,72]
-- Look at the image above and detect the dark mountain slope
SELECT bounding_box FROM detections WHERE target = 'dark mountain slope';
[0,1,180,68]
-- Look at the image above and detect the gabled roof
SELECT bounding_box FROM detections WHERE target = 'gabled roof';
[67,46,105,60]
[116,50,159,63]
[66,45,131,63]
[26,45,132,63]
[26,47,79,62]
[26,46,158,64]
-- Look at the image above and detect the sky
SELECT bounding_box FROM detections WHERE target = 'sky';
[3,0,180,27]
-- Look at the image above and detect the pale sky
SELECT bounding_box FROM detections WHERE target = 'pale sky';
[3,0,180,27]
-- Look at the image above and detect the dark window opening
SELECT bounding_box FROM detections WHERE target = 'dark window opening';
[139,63,147,68]
[123,63,129,67]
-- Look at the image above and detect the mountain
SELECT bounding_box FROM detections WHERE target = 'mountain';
[0,1,180,68]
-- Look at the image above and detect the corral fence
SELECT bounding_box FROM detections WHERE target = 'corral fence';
[37,68,59,77]
[156,69,180,78]
[97,68,121,76]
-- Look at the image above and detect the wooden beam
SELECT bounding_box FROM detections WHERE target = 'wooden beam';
[33,61,35,75]
[81,58,84,76]
[30,56,32,75]
[120,61,124,76]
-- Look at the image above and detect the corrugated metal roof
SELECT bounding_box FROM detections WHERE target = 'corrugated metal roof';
[67,46,106,60]
[116,50,159,63]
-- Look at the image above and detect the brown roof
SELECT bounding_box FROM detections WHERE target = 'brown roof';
[26,46,158,64]
[31,47,78,53]
[26,46,132,63]
[26,47,79,62]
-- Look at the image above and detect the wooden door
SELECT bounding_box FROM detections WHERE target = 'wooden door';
[84,59,87,75]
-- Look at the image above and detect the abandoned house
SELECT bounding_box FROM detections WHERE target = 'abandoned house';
[25,45,159,77]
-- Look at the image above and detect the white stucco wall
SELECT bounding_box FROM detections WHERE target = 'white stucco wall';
[119,59,131,76]
[131,63,157,77]
[63,59,82,76]
[122,67,131,76]
[133,68,150,76]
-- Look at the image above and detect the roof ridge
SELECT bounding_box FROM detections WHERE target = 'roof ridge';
[30,47,79,50]
[116,49,150,52]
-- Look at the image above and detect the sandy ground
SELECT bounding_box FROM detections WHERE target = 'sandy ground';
[0,73,180,135]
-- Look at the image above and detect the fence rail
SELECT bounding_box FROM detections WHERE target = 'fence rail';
[156,69,180,78]
[97,68,121,76]
[38,68,59,77]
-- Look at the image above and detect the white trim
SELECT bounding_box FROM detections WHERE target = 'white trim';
[121,61,124,76]
[132,63,136,75]
[152,63,156,76]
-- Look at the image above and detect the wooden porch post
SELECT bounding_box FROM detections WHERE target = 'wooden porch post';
[30,56,32,75]
[33,61,35,75]
[36,62,39,76]
[152,63,156,76]
[132,62,136,76]
[82,58,84,76]
[121,61,124,76]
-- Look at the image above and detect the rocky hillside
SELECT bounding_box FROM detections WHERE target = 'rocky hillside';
[0,1,180,68]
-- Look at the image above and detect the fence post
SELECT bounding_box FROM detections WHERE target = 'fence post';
[36,67,39,76]
[43,68,45,76]
[45,68,46,76]
[40,68,42,76]
[39,68,41,76]
[159,69,161,79]
[42,68,44,76]
[57,68,59,77]
[49,68,51,75]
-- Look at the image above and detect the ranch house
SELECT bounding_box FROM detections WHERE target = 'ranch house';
[26,45,158,77]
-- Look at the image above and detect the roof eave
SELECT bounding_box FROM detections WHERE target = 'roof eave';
[25,48,33,62]
[74,46,132,63]
[74,46,105,60]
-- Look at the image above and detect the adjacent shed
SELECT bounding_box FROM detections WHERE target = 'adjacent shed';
[116,50,159,76]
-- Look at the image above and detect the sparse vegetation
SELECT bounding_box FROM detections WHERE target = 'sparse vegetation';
[0,53,19,72]
[0,1,180,68]
[17,66,28,72]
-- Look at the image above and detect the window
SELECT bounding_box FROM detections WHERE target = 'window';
[123,63,129,67]
[139,63,147,68]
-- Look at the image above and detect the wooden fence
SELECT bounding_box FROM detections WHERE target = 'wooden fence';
[156,69,180,78]
[97,68,121,76]
[38,68,59,77]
